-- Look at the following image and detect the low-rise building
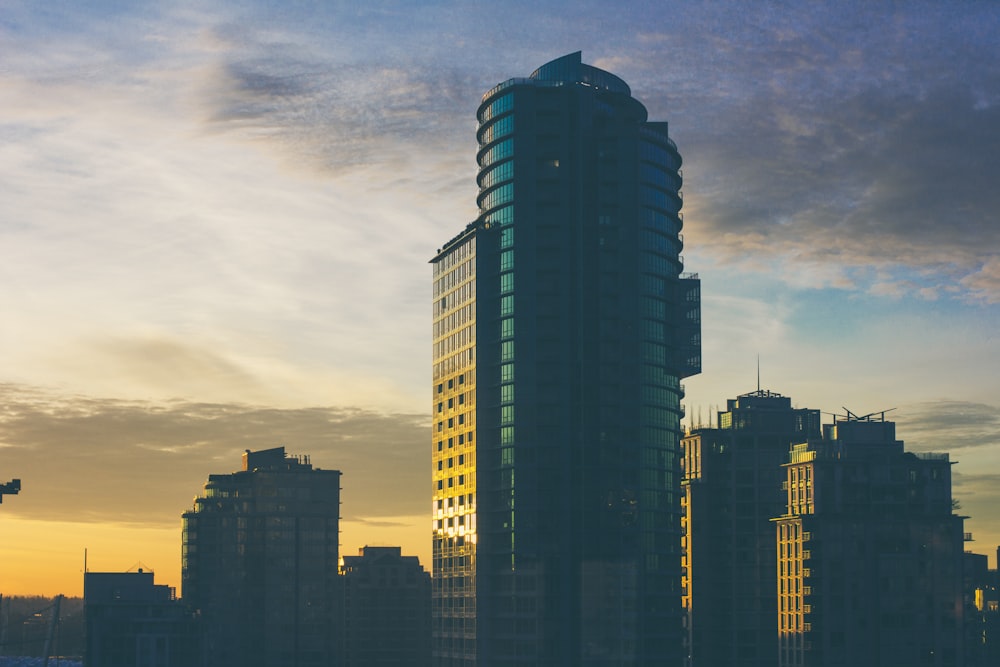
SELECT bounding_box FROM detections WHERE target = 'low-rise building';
[341,546,431,667]
[84,570,202,667]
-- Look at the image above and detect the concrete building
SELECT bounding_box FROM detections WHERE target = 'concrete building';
[964,551,1000,666]
[341,546,431,667]
[84,570,202,667]
[181,447,342,667]
[681,389,820,666]
[431,51,700,666]
[774,414,965,667]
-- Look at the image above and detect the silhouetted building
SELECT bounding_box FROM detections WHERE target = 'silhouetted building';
[341,546,431,667]
[681,389,820,667]
[964,551,1000,666]
[84,570,202,667]
[0,478,20,502]
[431,52,700,666]
[181,447,341,667]
[774,415,965,667]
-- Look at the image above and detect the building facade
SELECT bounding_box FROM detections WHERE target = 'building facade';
[431,52,700,666]
[84,570,203,667]
[774,416,965,667]
[181,447,342,667]
[681,389,820,667]
[341,546,432,667]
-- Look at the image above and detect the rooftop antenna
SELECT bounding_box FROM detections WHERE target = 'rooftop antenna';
[757,354,761,392]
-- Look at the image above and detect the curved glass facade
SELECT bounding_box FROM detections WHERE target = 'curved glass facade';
[433,52,700,667]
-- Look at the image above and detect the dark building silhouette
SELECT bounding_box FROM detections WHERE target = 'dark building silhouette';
[84,570,202,667]
[964,551,1000,666]
[181,447,341,667]
[431,52,700,666]
[0,478,20,502]
[774,415,965,667]
[341,546,431,667]
[681,389,820,667]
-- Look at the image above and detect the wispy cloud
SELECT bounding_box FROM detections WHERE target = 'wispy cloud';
[896,401,1000,452]
[628,3,1000,302]
[0,383,428,526]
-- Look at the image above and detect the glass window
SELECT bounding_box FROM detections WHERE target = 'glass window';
[480,92,513,122]
[478,138,514,167]
[481,183,513,210]
[501,405,514,424]
[488,205,514,227]
[500,318,514,339]
[500,272,514,293]
[482,160,514,191]
[501,295,514,315]
[479,114,515,146]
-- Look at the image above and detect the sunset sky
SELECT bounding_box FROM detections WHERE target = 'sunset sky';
[2,1,999,596]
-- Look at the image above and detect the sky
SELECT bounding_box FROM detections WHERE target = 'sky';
[1,0,998,596]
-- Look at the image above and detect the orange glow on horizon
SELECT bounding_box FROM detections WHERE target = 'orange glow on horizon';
[0,514,431,598]
[0,515,180,597]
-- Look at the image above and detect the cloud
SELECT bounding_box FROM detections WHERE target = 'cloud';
[895,401,1000,451]
[0,383,428,527]
[625,5,1000,304]
[194,31,480,177]
[684,83,1000,296]
[962,257,1000,305]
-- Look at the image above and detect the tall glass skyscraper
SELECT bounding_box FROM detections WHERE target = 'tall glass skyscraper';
[431,52,701,667]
